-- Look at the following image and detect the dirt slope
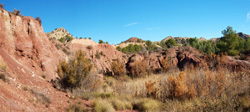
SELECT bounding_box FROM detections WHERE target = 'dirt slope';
[0,7,90,111]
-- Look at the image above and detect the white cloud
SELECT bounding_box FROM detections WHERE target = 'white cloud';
[247,12,250,22]
[125,22,138,27]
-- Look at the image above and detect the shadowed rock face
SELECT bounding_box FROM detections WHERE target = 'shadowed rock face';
[0,8,63,80]
[237,32,250,39]
[124,46,204,73]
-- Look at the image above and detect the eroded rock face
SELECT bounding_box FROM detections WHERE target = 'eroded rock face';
[70,43,127,74]
[0,8,63,79]
[175,46,203,69]
[223,56,250,72]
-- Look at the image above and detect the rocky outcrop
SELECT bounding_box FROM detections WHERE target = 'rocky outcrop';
[125,46,204,73]
[210,38,220,42]
[0,8,63,79]
[0,8,90,112]
[223,56,250,72]
[175,46,203,69]
[237,32,250,39]
[70,42,127,74]
[47,27,74,39]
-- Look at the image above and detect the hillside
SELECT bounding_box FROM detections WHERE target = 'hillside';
[0,6,250,112]
[0,7,91,111]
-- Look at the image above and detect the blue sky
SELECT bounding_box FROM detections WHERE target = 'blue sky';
[2,0,250,44]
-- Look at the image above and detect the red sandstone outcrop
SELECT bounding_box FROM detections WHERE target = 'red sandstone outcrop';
[0,7,91,111]
[70,42,127,74]
[223,56,250,72]
[0,8,64,80]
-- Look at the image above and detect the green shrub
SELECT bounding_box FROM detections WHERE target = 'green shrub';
[99,40,104,43]
[87,45,93,50]
[57,50,92,89]
[133,98,162,112]
[95,51,101,59]
[58,35,73,43]
[0,63,6,72]
[35,17,42,25]
[165,38,177,48]
[81,92,91,100]
[41,74,46,79]
[93,99,115,112]
[94,92,112,99]
[121,44,142,53]
[0,4,4,8]
[0,73,6,82]
[111,99,125,110]
[66,104,89,112]
[116,46,121,51]
[217,26,245,55]
[12,9,22,16]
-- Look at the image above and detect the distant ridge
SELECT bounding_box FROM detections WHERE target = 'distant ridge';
[124,37,143,43]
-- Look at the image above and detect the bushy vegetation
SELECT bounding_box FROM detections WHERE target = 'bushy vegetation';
[156,26,250,56]
[0,61,7,72]
[111,59,126,79]
[0,73,6,82]
[165,38,177,48]
[0,4,4,8]
[66,103,90,112]
[184,26,250,56]
[99,40,104,44]
[95,50,101,59]
[57,26,250,112]
[57,50,92,89]
[93,99,116,112]
[145,40,158,51]
[158,38,178,48]
[0,59,7,82]
[35,17,42,25]
[217,26,247,56]
[30,89,51,107]
[58,35,74,43]
[11,9,22,16]
[128,60,150,78]
[117,44,142,53]
[186,37,219,54]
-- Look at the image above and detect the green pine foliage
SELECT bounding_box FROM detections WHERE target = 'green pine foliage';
[165,38,177,48]
[217,26,245,56]
[145,40,158,51]
[99,40,104,43]
[186,38,219,54]
[120,44,142,53]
